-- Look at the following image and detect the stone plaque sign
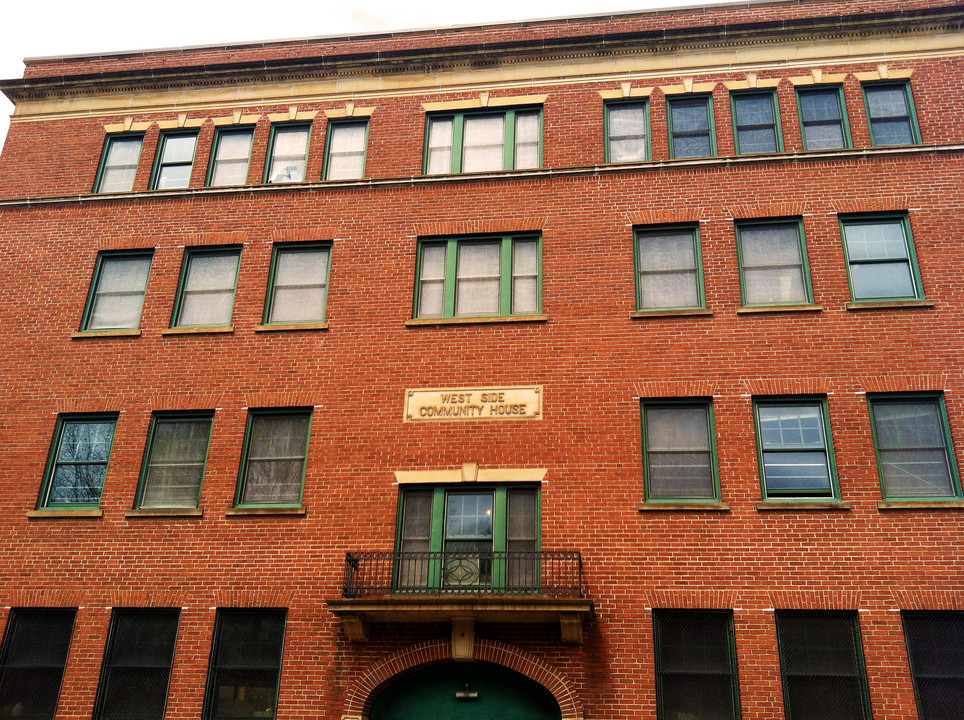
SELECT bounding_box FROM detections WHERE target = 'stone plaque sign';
[405,386,542,422]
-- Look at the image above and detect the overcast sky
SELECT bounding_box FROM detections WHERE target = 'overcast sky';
[0,0,739,150]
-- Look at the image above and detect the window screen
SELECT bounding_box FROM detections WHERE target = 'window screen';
[0,608,76,720]
[903,611,964,720]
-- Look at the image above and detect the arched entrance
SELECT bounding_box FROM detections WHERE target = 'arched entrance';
[369,662,561,720]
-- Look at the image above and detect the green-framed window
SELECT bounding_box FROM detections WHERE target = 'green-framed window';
[38,414,118,509]
[150,131,198,190]
[635,224,704,311]
[264,123,311,184]
[653,610,741,720]
[415,234,541,319]
[92,608,179,720]
[641,399,720,502]
[94,134,143,193]
[397,485,539,591]
[605,100,649,162]
[81,250,153,331]
[840,214,923,302]
[424,107,541,174]
[754,398,838,500]
[732,90,783,154]
[136,412,214,509]
[864,82,921,147]
[667,95,716,158]
[736,219,813,306]
[264,243,331,325]
[203,609,287,720]
[797,86,851,150]
[235,409,312,507]
[171,246,241,328]
[902,611,964,720]
[0,608,76,720]
[323,119,368,180]
[775,611,872,720]
[868,393,961,501]
[207,127,254,187]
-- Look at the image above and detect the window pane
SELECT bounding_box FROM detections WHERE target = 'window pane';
[670,98,712,158]
[99,137,142,192]
[511,239,539,314]
[873,399,955,498]
[608,103,647,162]
[637,229,700,309]
[326,122,367,180]
[850,262,915,299]
[513,111,540,169]
[904,612,964,720]
[45,419,116,506]
[646,405,715,499]
[156,135,197,190]
[87,254,152,330]
[759,405,825,449]
[210,129,253,187]
[426,118,454,174]
[177,251,240,327]
[800,89,846,150]
[758,404,832,496]
[0,609,76,720]
[734,93,778,153]
[239,412,311,505]
[462,115,505,172]
[867,85,915,146]
[455,241,501,316]
[140,416,212,509]
[267,126,309,183]
[740,223,807,305]
[417,243,446,317]
[268,247,329,324]
[844,220,908,261]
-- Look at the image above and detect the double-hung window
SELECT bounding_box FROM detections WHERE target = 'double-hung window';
[797,87,851,150]
[39,414,117,509]
[840,214,923,302]
[736,220,813,307]
[868,394,961,500]
[902,611,964,720]
[415,235,540,319]
[150,131,198,190]
[0,608,76,720]
[634,225,704,311]
[81,250,153,331]
[425,108,541,174]
[264,243,331,325]
[605,101,649,162]
[864,82,921,146]
[732,91,782,154]
[94,134,143,193]
[323,120,368,180]
[397,485,539,591]
[93,609,180,720]
[137,412,214,509]
[265,124,310,184]
[172,247,241,328]
[203,609,287,720]
[653,610,741,720]
[641,400,720,502]
[207,127,254,187]
[775,611,872,720]
[754,398,838,499]
[235,409,312,507]
[667,95,716,158]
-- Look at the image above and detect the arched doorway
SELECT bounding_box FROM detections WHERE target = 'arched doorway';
[369,661,561,720]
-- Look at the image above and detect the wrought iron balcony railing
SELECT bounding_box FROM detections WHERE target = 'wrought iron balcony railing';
[342,550,584,599]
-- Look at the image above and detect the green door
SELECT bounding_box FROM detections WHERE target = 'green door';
[369,662,561,720]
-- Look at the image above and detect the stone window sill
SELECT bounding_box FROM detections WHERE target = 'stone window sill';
[125,508,203,518]
[630,308,712,318]
[27,509,103,519]
[736,304,823,314]
[161,326,234,335]
[877,500,964,510]
[637,502,730,511]
[845,299,934,311]
[71,329,141,339]
[405,314,548,327]
[756,501,851,511]
[254,322,329,332]
[225,506,307,516]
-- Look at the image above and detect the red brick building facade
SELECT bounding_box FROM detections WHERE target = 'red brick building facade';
[0,1,962,718]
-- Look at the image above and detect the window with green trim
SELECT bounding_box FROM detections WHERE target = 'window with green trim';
[797,86,851,150]
[653,610,741,720]
[150,131,198,190]
[868,394,961,500]
[667,95,716,158]
[81,250,153,331]
[736,220,812,306]
[264,123,310,183]
[92,608,179,720]
[324,120,368,180]
[264,243,331,325]
[732,91,782,154]
[137,412,214,509]
[39,415,117,509]
[397,485,539,591]
[203,609,286,720]
[235,409,312,507]
[776,611,872,720]
[425,108,541,174]
[754,398,838,499]
[415,235,540,319]
[641,399,720,502]
[840,214,923,302]
[902,611,964,720]
[635,225,704,311]
[0,608,76,720]
[172,247,241,328]
[605,101,649,162]
[207,127,254,187]
[864,82,921,147]
[94,134,143,193]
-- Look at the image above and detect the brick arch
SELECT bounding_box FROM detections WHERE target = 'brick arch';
[341,638,584,720]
